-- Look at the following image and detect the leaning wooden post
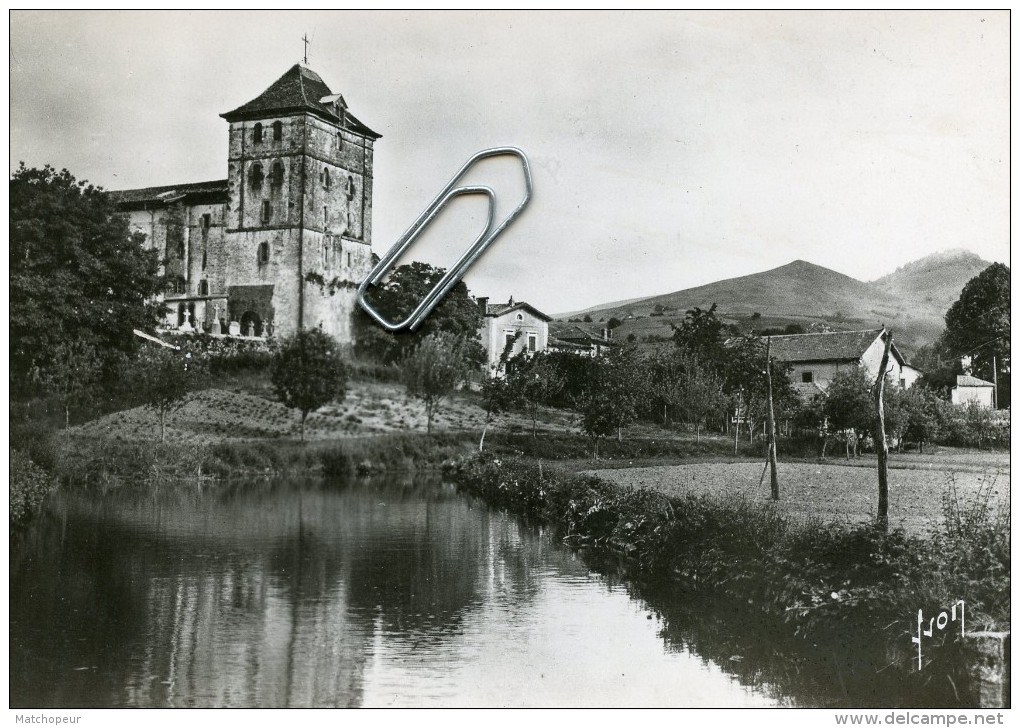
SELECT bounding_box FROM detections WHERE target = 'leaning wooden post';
[874,330,893,532]
[765,336,780,501]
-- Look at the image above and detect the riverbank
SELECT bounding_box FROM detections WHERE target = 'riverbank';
[449,453,1010,707]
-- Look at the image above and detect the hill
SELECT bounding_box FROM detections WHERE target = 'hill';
[553,253,992,357]
[871,249,991,314]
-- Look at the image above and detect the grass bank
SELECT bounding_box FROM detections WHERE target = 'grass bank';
[448,453,1009,707]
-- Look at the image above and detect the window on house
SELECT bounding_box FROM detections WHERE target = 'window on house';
[271,161,284,187]
[346,175,355,200]
[802,371,813,383]
[251,163,263,189]
[323,168,331,189]
[257,242,269,265]
[253,123,263,143]
[516,313,523,321]
[505,333,515,350]
[528,334,537,352]
[201,213,211,241]
[272,120,282,141]
[261,201,272,223]
[198,280,209,296]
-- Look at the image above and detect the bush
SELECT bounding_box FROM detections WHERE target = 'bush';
[10,449,57,528]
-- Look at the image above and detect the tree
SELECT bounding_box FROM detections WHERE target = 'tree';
[902,386,942,453]
[36,337,103,440]
[822,367,874,459]
[271,328,348,441]
[507,351,565,438]
[944,263,1010,386]
[606,316,623,330]
[131,344,205,443]
[401,332,472,434]
[477,333,521,452]
[672,304,727,371]
[576,345,645,458]
[10,164,166,385]
[354,261,483,364]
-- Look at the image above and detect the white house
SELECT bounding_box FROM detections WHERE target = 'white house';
[950,374,995,407]
[477,296,551,375]
[766,328,922,393]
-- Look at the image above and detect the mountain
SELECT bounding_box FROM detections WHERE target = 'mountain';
[871,249,991,314]
[553,253,993,357]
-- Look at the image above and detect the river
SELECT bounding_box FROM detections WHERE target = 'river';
[11,475,840,707]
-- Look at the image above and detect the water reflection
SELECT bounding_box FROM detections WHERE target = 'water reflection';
[11,475,781,708]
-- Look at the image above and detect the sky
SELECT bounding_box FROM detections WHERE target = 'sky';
[9,10,1010,315]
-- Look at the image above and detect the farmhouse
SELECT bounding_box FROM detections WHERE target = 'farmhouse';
[950,374,995,408]
[110,64,380,345]
[548,326,616,357]
[766,328,921,392]
[477,296,552,375]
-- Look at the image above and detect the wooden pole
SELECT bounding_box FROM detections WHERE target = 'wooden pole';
[874,331,893,532]
[991,356,999,411]
[765,337,780,501]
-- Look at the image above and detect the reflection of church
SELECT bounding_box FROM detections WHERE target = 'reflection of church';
[111,64,381,344]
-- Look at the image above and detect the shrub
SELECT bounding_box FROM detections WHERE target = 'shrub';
[10,449,57,528]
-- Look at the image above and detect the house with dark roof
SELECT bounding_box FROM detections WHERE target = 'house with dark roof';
[765,328,921,393]
[108,64,380,343]
[477,296,552,375]
[548,325,616,358]
[950,374,995,408]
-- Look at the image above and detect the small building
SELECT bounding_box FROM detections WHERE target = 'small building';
[951,374,995,408]
[548,326,615,358]
[766,328,921,392]
[477,296,551,375]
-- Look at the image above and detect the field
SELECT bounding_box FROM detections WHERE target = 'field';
[588,454,1009,535]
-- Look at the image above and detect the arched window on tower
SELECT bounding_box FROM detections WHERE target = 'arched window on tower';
[198,280,209,296]
[253,123,263,144]
[347,212,353,232]
[323,168,331,190]
[346,175,355,200]
[337,130,343,151]
[257,242,269,266]
[251,163,263,190]
[271,161,284,188]
[323,206,328,228]
[272,120,283,141]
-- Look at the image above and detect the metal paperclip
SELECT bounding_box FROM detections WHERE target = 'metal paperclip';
[357,146,533,332]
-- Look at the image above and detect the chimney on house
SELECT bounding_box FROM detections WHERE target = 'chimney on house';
[477,296,489,313]
[508,295,515,306]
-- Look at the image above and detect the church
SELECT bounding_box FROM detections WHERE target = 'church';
[111,63,381,344]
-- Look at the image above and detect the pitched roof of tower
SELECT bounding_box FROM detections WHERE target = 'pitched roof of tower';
[220,64,381,138]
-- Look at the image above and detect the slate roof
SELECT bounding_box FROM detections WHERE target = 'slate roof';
[548,337,589,351]
[765,329,884,364]
[484,301,552,322]
[108,179,229,209]
[556,325,614,345]
[956,375,994,388]
[221,64,381,138]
